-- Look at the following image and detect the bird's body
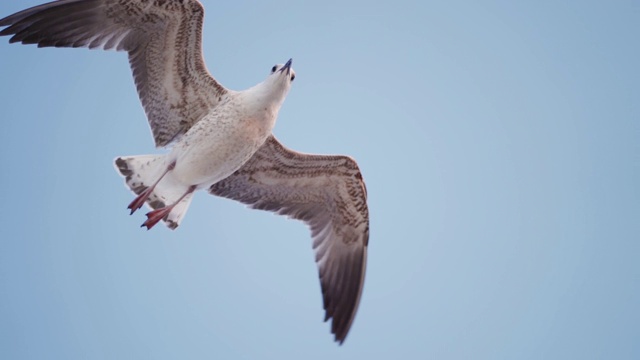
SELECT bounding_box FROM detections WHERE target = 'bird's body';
[116,71,293,228]
[1,0,369,344]
[171,104,263,187]
[171,80,288,187]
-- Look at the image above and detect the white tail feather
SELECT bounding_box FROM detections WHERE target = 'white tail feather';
[114,155,194,229]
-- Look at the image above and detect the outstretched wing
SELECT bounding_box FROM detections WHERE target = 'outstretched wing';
[210,136,369,344]
[0,0,227,147]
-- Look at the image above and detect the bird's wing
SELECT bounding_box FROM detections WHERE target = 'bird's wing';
[209,135,369,344]
[0,0,227,147]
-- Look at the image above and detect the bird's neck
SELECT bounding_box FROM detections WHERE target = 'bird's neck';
[243,82,287,119]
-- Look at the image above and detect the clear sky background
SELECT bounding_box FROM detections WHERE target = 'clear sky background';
[0,1,638,359]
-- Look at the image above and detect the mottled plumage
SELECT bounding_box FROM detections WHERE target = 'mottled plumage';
[0,0,369,344]
[0,0,225,147]
[211,136,369,342]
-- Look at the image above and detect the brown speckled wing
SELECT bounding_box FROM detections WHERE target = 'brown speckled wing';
[0,0,227,147]
[209,136,369,344]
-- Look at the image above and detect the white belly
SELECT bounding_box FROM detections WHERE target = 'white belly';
[169,110,271,187]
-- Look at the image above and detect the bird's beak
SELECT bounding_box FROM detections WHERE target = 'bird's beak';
[279,58,292,75]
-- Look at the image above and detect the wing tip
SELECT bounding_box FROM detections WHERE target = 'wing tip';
[326,245,368,345]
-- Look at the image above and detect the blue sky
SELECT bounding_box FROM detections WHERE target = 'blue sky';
[0,0,638,359]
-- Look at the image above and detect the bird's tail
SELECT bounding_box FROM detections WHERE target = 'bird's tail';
[114,154,194,229]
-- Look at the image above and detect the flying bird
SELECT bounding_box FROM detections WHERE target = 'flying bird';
[0,0,369,344]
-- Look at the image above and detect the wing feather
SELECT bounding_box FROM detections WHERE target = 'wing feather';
[210,136,369,344]
[0,0,227,147]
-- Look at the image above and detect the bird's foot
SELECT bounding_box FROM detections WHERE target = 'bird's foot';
[139,184,195,230]
[141,206,174,230]
[127,186,153,215]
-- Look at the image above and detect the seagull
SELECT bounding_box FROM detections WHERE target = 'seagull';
[0,0,369,344]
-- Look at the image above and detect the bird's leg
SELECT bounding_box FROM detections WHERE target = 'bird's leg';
[141,185,197,230]
[127,160,176,215]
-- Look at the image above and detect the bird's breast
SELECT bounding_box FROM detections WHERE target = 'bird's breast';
[169,105,275,187]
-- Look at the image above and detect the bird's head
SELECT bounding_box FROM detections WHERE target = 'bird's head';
[245,58,295,115]
[262,58,295,98]
[268,58,296,83]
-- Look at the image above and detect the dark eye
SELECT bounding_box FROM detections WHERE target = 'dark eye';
[290,74,296,81]
[271,65,278,73]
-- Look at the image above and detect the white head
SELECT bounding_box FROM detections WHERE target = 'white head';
[268,58,296,84]
[251,58,296,109]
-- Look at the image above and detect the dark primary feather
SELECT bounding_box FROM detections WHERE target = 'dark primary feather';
[210,136,370,344]
[0,0,227,147]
